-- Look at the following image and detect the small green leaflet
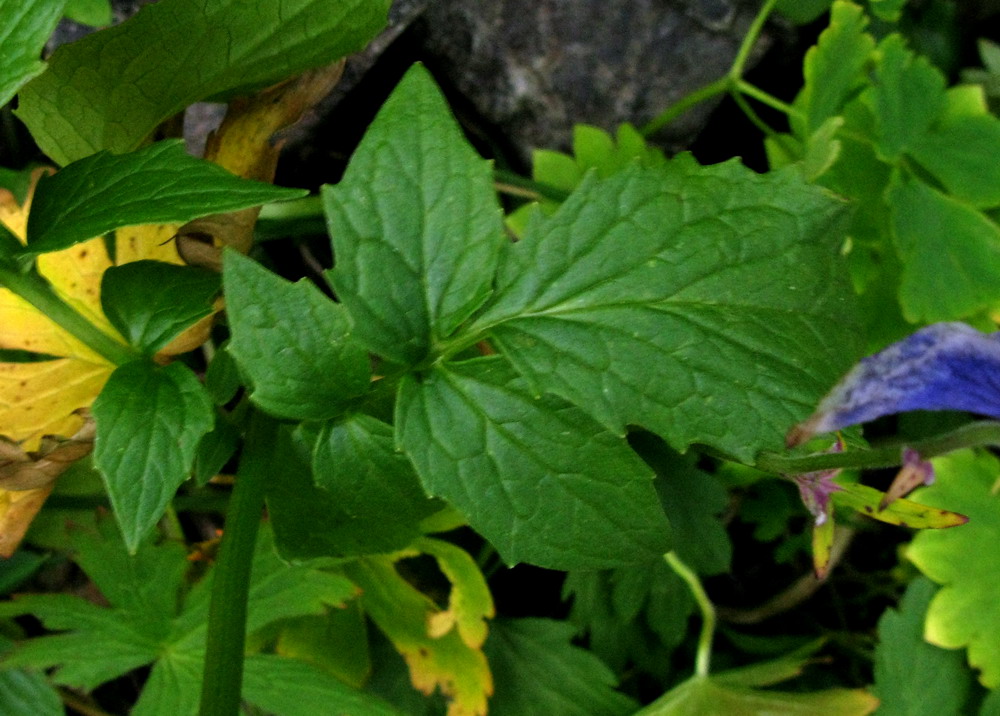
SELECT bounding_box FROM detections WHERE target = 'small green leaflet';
[396,356,671,570]
[0,0,65,108]
[24,141,305,257]
[91,360,213,552]
[222,250,370,420]
[101,260,220,355]
[323,63,504,366]
[16,0,391,165]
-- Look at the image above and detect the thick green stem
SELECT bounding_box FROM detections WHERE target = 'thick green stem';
[198,413,272,716]
[754,421,1000,475]
[665,551,715,677]
[0,265,136,365]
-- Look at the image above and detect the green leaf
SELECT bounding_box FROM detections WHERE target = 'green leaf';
[792,1,874,136]
[92,360,213,551]
[267,424,421,559]
[908,115,1000,208]
[776,0,832,25]
[396,355,671,570]
[312,413,437,547]
[241,655,404,716]
[889,175,1000,322]
[483,618,638,716]
[870,0,907,22]
[63,0,112,25]
[872,577,972,716]
[908,450,1000,688]
[101,260,220,354]
[0,668,64,716]
[16,0,391,165]
[472,159,860,462]
[632,433,732,575]
[863,34,947,161]
[223,250,370,421]
[24,141,304,256]
[204,341,241,406]
[0,0,65,108]
[192,418,239,486]
[323,63,504,366]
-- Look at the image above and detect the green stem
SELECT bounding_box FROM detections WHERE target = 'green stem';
[754,421,1000,475]
[493,169,570,203]
[734,79,798,118]
[0,265,136,365]
[198,413,272,716]
[665,551,714,677]
[641,76,731,136]
[731,0,779,78]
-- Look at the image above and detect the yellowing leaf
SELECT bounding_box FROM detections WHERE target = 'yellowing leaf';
[833,483,968,529]
[0,484,53,558]
[344,552,493,716]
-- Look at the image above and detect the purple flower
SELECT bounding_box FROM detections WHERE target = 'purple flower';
[789,322,1000,446]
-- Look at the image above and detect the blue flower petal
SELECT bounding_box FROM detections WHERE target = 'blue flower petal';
[789,322,1000,445]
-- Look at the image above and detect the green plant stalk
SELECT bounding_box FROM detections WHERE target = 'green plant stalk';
[198,413,272,716]
[665,550,715,677]
[0,264,136,365]
[730,0,779,77]
[753,420,1000,475]
[493,169,571,202]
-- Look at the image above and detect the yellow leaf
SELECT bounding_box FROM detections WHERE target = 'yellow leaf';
[0,484,54,558]
[834,483,969,529]
[345,553,493,716]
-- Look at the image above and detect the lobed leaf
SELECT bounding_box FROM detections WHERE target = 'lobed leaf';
[223,250,370,420]
[473,159,860,461]
[324,63,504,366]
[16,0,391,165]
[396,356,671,570]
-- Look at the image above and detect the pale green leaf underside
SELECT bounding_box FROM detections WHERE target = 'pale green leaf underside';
[17,0,391,165]
[396,356,671,570]
[324,63,503,366]
[0,0,65,107]
[473,159,859,462]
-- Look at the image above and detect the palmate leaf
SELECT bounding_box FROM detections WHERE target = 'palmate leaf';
[17,0,391,165]
[471,156,861,462]
[907,450,1000,688]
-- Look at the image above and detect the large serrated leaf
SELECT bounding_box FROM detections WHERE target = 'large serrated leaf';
[472,159,860,462]
[25,141,304,256]
[17,0,391,165]
[323,63,504,366]
[101,261,220,355]
[0,0,65,108]
[91,360,213,551]
[395,355,671,570]
[222,250,370,421]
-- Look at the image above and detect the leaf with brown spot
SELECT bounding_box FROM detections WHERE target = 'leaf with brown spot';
[833,483,968,529]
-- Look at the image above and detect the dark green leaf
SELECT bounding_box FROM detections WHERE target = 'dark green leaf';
[312,413,437,547]
[324,63,504,365]
[0,0,65,108]
[204,341,241,406]
[101,260,220,354]
[472,159,860,462]
[0,550,46,594]
[192,418,239,486]
[889,175,1000,322]
[776,0,832,25]
[24,141,304,256]
[0,668,63,716]
[92,360,214,551]
[63,0,112,25]
[241,654,404,716]
[266,424,420,559]
[396,356,671,570]
[223,250,370,420]
[872,577,971,716]
[16,0,391,165]
[484,618,638,716]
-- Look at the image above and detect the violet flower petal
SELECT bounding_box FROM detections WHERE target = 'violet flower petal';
[789,322,1000,445]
